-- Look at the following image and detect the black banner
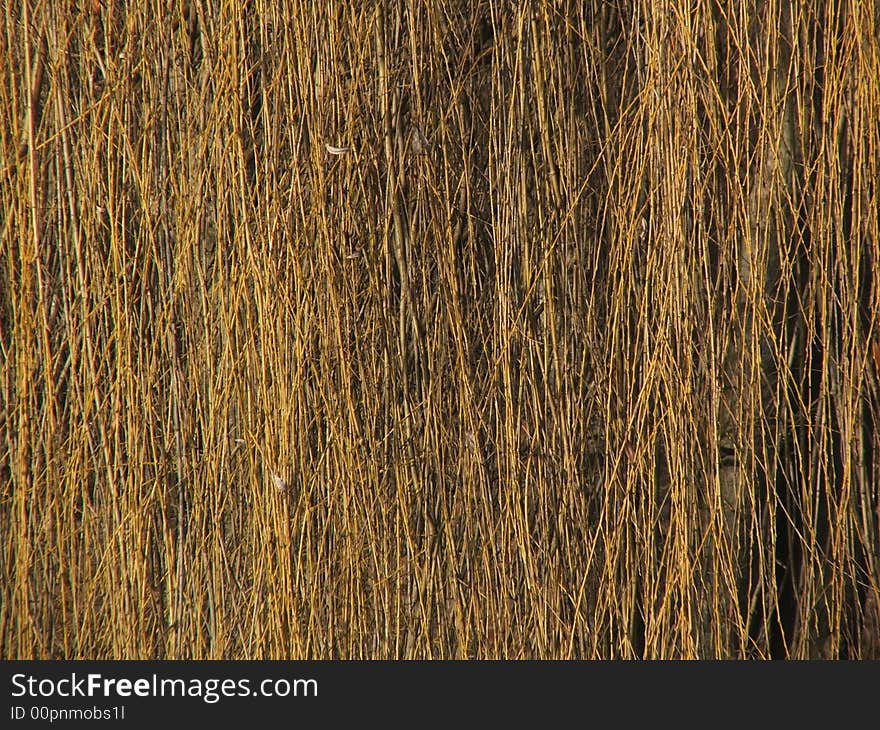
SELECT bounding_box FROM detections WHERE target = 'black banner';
[2,661,877,727]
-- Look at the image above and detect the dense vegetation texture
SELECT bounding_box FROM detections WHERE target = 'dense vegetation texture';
[2,0,879,658]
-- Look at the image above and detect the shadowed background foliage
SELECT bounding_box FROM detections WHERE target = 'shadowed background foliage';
[2,0,879,658]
